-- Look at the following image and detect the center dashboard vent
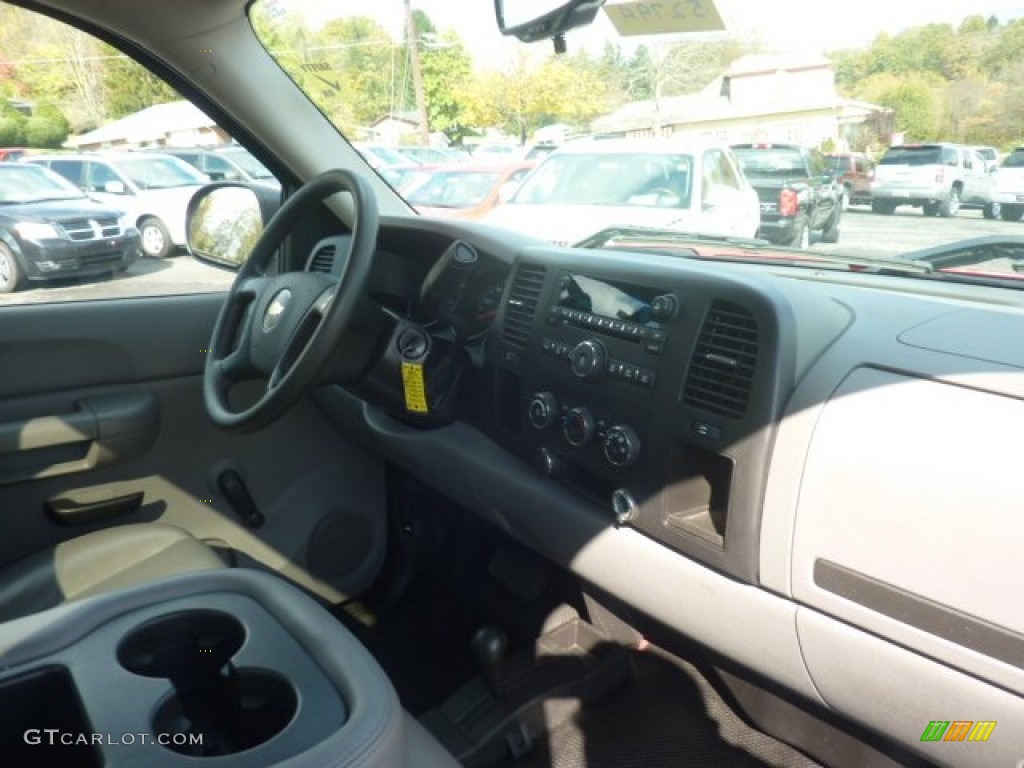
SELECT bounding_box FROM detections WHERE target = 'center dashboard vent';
[683,300,759,419]
[501,263,546,349]
[308,244,337,273]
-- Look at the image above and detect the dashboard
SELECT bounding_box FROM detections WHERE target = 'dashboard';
[309,215,1024,767]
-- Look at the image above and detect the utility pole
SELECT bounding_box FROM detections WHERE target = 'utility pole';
[404,0,430,146]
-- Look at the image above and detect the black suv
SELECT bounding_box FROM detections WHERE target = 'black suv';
[0,162,141,292]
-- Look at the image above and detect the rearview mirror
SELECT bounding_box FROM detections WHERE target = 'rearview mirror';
[495,0,606,45]
[186,185,265,269]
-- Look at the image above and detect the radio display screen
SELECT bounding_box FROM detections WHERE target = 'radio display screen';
[557,273,661,328]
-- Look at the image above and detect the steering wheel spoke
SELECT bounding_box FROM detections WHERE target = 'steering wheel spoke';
[218,347,257,382]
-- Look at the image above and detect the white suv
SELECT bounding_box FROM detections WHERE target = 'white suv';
[870,143,997,218]
[24,152,209,258]
[990,147,1024,222]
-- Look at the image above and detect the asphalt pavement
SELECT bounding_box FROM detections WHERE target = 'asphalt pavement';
[3,205,1022,306]
[813,203,1024,259]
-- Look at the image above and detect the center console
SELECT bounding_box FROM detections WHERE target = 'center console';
[0,569,458,768]
[489,249,792,582]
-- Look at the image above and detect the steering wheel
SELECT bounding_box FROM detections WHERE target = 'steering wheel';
[204,169,378,433]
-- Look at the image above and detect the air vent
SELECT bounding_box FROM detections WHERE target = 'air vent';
[501,263,546,349]
[308,244,336,273]
[683,300,759,419]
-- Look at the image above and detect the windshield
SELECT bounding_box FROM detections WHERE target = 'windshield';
[512,152,693,208]
[116,157,207,189]
[1002,151,1024,169]
[878,147,944,165]
[248,0,1024,287]
[0,163,86,203]
[732,147,806,177]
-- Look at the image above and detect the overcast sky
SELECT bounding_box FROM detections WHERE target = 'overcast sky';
[290,0,1024,64]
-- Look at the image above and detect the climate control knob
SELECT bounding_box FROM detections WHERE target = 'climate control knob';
[527,392,559,429]
[569,340,607,379]
[563,407,597,446]
[604,424,641,467]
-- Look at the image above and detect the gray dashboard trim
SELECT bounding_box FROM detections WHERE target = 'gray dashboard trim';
[814,559,1024,671]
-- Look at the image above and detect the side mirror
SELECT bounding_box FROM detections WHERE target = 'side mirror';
[495,0,605,45]
[186,184,271,269]
[103,180,127,194]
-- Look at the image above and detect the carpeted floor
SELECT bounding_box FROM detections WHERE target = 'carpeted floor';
[491,646,822,768]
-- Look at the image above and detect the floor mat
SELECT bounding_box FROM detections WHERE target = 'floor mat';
[494,646,822,768]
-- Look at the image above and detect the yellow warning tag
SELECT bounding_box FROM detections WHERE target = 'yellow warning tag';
[604,0,726,37]
[401,361,429,414]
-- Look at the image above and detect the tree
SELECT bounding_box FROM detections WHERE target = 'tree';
[462,49,611,142]
[856,72,941,141]
[24,117,67,147]
[102,44,180,118]
[420,32,473,142]
[0,117,26,146]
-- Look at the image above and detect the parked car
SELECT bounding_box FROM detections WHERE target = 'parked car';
[731,142,843,247]
[404,162,535,220]
[395,146,469,165]
[0,148,29,161]
[0,162,140,292]
[23,151,209,258]
[825,151,874,208]
[159,146,279,188]
[470,143,522,160]
[870,142,998,218]
[353,142,416,169]
[989,146,1024,221]
[486,138,760,245]
[524,141,560,161]
[971,144,1000,172]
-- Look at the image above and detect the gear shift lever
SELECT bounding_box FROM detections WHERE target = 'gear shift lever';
[470,625,508,697]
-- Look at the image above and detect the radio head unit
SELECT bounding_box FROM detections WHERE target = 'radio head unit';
[557,273,663,328]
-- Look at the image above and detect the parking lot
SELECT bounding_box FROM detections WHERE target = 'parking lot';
[815,203,1024,259]
[2,204,1023,306]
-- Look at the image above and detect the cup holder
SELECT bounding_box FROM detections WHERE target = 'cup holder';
[117,610,297,756]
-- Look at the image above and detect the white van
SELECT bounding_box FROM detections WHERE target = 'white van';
[24,152,208,258]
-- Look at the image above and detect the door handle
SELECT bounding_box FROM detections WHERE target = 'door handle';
[46,489,145,525]
[0,392,158,485]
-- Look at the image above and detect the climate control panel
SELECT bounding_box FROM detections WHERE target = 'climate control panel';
[526,391,643,470]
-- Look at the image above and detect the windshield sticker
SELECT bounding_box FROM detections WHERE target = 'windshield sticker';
[603,1,725,37]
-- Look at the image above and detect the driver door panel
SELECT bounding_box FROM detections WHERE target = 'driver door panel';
[0,294,387,603]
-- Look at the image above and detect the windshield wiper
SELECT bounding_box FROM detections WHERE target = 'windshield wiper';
[573,225,936,276]
[574,226,772,251]
[898,235,1024,271]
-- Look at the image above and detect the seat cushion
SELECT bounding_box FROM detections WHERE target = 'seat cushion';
[0,523,225,622]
